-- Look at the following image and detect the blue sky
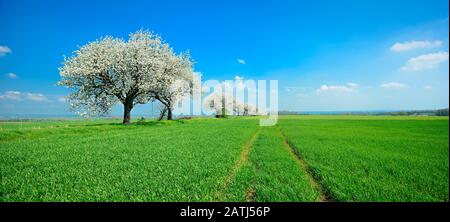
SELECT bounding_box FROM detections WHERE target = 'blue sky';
[0,0,449,116]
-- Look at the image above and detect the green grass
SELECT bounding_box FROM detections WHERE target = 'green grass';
[0,115,448,202]
[224,127,319,201]
[1,118,259,201]
[278,115,449,201]
[0,118,120,131]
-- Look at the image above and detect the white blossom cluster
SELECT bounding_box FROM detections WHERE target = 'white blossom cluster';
[203,89,257,116]
[58,30,194,122]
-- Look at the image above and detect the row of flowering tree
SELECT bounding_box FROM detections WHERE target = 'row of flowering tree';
[58,30,193,124]
[204,91,258,118]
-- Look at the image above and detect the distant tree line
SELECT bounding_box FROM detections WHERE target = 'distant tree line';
[376,108,449,116]
[278,108,449,116]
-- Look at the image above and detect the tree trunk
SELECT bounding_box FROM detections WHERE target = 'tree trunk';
[123,101,133,124]
[158,106,167,121]
[221,106,226,118]
[167,108,173,120]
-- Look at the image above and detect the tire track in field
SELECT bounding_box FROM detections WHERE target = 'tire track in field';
[245,186,257,202]
[214,127,261,202]
[277,126,333,202]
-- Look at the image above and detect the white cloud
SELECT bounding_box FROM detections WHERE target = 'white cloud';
[58,96,67,103]
[380,82,407,89]
[25,93,48,102]
[423,85,433,90]
[346,82,359,88]
[0,91,49,102]
[401,51,449,71]
[5,73,18,79]
[316,83,358,93]
[284,87,295,92]
[234,75,243,80]
[237,59,246,64]
[0,91,22,100]
[390,40,442,52]
[0,46,12,57]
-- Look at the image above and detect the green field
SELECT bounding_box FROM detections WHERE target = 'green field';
[1,116,448,202]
